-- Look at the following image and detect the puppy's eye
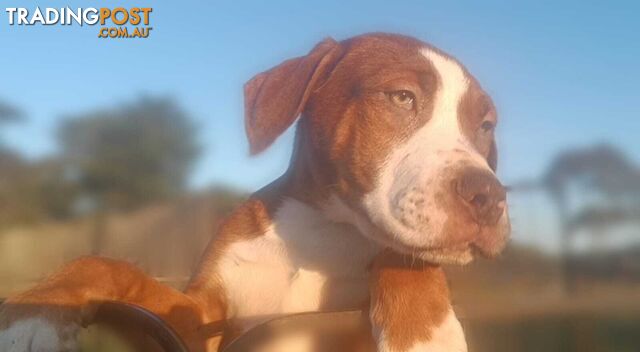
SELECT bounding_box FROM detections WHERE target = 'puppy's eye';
[480,120,495,133]
[388,90,416,110]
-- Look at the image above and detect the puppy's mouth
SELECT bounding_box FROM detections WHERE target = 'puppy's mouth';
[399,244,475,265]
[395,242,498,266]
[348,193,511,264]
[385,224,510,266]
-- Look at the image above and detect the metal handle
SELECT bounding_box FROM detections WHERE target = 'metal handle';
[91,301,365,352]
[222,310,365,352]
[91,301,189,352]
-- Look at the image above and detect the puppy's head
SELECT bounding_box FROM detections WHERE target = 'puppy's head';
[245,33,510,264]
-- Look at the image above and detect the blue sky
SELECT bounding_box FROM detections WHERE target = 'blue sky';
[2,0,639,196]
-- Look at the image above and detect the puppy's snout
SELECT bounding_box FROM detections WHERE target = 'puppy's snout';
[455,167,506,225]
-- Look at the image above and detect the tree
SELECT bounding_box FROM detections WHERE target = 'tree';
[0,99,24,148]
[57,97,200,254]
[511,144,640,292]
[544,144,640,204]
[0,100,32,228]
[58,96,200,211]
[0,100,23,123]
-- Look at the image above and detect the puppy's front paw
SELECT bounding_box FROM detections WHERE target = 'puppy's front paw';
[375,309,467,352]
[0,305,81,352]
[0,317,80,352]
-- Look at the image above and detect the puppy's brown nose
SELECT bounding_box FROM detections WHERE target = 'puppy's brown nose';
[455,167,506,225]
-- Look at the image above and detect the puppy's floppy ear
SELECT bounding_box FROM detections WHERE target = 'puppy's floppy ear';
[244,38,340,155]
[488,140,498,172]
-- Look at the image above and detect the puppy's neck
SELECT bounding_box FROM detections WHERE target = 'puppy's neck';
[277,123,335,207]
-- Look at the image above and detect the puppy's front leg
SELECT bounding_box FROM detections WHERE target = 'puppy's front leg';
[369,250,467,352]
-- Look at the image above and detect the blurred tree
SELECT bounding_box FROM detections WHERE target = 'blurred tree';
[0,100,31,228]
[58,97,200,211]
[0,152,78,229]
[33,158,80,220]
[510,144,640,291]
[0,99,24,148]
[542,144,640,291]
[544,144,640,205]
[58,97,200,253]
[0,150,32,227]
[0,100,23,124]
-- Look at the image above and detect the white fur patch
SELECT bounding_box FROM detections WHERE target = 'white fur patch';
[376,309,467,352]
[361,47,491,260]
[0,318,77,352]
[217,198,380,331]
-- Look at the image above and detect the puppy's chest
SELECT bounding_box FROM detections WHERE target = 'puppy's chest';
[216,200,379,330]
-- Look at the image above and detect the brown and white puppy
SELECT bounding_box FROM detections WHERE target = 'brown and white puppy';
[0,33,509,352]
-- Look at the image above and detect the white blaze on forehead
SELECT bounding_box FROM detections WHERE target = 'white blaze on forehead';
[419,48,491,167]
[416,48,490,169]
[420,48,470,151]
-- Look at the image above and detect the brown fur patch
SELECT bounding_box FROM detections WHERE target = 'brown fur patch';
[369,250,451,351]
[457,78,498,163]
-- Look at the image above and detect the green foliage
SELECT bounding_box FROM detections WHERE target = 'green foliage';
[0,149,34,227]
[0,150,78,228]
[58,97,200,211]
[0,100,23,123]
[544,144,640,202]
[0,96,201,229]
